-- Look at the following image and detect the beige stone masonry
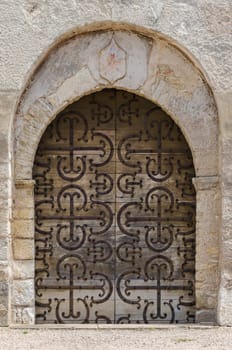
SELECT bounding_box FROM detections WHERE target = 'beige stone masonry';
[11,180,35,323]
[193,176,220,323]
[12,29,219,325]
[0,0,230,329]
[13,180,35,261]
[0,91,16,326]
[12,239,34,261]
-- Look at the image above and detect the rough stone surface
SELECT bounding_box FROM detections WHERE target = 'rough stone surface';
[0,0,231,326]
[0,1,231,94]
[0,298,8,326]
[14,31,218,179]
[0,287,7,324]
[0,282,8,325]
[99,37,126,83]
[0,282,8,299]
[12,306,34,324]
[12,260,34,280]
[12,280,34,306]
[12,220,34,239]
[0,327,232,350]
[13,239,34,260]
[0,262,8,281]
[10,28,220,326]
[0,303,7,318]
[0,237,8,261]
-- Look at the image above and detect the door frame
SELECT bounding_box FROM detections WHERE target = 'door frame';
[11,27,219,325]
[33,90,197,324]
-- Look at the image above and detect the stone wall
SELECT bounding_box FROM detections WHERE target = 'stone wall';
[0,0,231,326]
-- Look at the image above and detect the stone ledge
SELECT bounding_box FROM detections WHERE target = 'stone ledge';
[10,323,218,329]
[192,176,219,191]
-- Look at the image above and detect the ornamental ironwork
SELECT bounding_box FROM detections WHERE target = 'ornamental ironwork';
[33,89,196,324]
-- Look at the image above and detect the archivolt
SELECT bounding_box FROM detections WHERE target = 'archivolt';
[14,28,218,180]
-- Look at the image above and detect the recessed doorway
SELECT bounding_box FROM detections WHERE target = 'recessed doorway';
[33,89,196,324]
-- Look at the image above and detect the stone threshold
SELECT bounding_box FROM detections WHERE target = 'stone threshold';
[10,324,217,330]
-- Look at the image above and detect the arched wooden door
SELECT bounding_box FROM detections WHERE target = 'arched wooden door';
[33,89,196,324]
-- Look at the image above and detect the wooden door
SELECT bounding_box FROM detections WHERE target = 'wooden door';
[33,90,196,324]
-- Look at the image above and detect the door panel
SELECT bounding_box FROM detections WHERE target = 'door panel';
[33,89,196,324]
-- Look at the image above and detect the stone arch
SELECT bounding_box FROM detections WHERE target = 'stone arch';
[12,28,219,325]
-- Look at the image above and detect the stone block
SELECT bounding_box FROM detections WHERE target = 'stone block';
[0,282,8,297]
[0,162,10,180]
[14,189,34,209]
[0,134,10,163]
[13,207,34,220]
[99,37,126,83]
[218,287,232,325]
[221,196,232,223]
[0,301,8,326]
[0,303,7,318]
[0,208,10,235]
[12,260,34,280]
[196,282,217,308]
[12,306,34,324]
[47,66,97,110]
[0,261,8,281]
[0,178,10,209]
[0,93,16,132]
[0,237,7,261]
[196,309,216,324]
[13,239,34,260]
[217,92,232,139]
[113,31,149,90]
[193,150,218,177]
[196,265,218,284]
[13,279,34,306]
[12,219,34,239]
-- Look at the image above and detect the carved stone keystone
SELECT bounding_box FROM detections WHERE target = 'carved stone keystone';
[99,38,126,83]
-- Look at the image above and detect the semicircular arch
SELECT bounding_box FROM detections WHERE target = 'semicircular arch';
[11,27,220,325]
